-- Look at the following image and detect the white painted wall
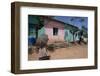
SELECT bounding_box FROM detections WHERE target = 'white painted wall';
[0,0,100,76]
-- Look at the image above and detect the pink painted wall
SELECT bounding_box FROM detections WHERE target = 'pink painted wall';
[44,19,65,43]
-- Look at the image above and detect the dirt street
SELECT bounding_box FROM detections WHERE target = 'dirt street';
[28,44,88,60]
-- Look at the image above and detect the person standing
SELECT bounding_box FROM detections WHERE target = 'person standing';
[36,34,50,60]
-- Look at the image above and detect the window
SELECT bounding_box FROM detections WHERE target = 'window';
[53,28,58,35]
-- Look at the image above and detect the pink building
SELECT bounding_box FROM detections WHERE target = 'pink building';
[44,18,65,43]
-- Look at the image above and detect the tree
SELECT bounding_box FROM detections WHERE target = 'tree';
[79,18,88,38]
[79,18,85,28]
[28,15,44,39]
[81,26,88,38]
[70,17,79,42]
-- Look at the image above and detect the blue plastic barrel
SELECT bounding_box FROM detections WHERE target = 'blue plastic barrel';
[28,36,36,45]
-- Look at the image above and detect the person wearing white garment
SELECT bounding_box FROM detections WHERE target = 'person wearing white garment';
[36,34,50,60]
[38,48,48,59]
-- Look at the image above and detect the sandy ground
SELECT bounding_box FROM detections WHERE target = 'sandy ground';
[28,44,88,60]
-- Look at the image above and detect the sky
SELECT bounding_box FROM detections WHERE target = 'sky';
[53,16,88,29]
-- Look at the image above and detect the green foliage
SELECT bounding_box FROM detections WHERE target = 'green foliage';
[47,44,55,52]
[28,15,44,39]
[28,15,44,29]
[81,26,88,38]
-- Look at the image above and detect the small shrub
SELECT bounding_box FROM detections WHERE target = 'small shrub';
[47,44,55,52]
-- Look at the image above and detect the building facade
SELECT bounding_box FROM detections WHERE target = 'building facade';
[28,16,81,45]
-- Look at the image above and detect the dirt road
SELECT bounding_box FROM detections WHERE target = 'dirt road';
[28,44,88,60]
